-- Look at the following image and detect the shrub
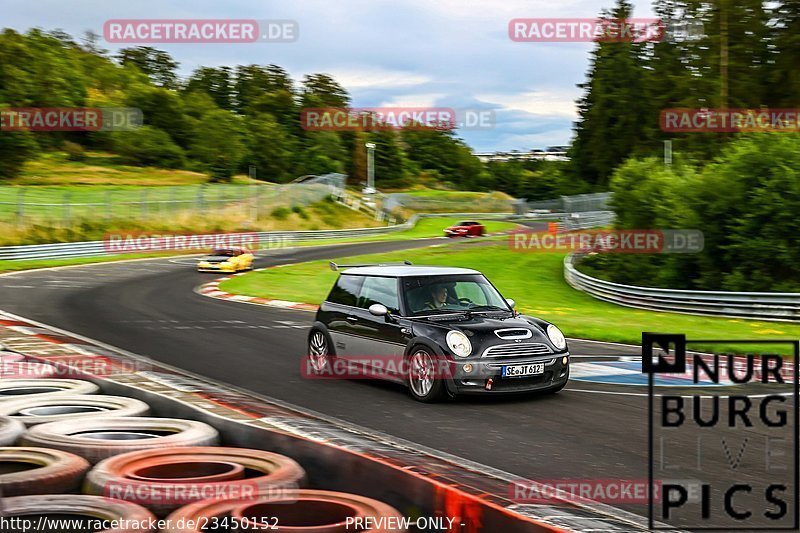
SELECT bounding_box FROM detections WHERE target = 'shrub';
[271,207,291,220]
[62,141,86,161]
[113,126,186,168]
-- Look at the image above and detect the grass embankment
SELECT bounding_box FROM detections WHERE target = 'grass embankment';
[220,239,800,354]
[0,217,518,274]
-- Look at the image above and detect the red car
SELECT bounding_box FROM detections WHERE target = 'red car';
[444,220,486,237]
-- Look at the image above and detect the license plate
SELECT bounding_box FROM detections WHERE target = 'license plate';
[502,363,544,378]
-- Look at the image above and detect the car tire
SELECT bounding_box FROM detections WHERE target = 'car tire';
[85,446,306,515]
[1,495,156,532]
[0,378,100,402]
[21,417,220,464]
[0,394,150,426]
[0,415,25,445]
[163,489,406,532]
[406,346,446,403]
[307,329,334,374]
[0,447,91,496]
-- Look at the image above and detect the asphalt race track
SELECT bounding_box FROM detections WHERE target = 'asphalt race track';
[0,237,794,527]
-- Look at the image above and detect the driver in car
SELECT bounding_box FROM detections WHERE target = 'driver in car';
[423,285,450,310]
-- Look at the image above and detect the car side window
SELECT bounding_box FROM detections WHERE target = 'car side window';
[357,276,399,314]
[326,275,364,307]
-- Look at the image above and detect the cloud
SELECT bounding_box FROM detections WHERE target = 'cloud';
[476,89,581,119]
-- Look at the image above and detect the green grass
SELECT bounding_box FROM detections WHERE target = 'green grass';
[221,239,800,354]
[287,217,519,248]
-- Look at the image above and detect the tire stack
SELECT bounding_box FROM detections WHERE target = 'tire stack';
[0,372,407,531]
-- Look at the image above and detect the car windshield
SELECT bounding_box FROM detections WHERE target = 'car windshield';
[211,249,238,257]
[402,274,511,316]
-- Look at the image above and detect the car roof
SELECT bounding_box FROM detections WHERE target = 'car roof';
[340,265,482,277]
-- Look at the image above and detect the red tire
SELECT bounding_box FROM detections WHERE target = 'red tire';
[1,494,156,532]
[0,447,90,496]
[85,446,306,515]
[164,489,407,532]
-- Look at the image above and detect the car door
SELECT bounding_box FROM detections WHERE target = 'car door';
[323,274,365,357]
[353,276,409,381]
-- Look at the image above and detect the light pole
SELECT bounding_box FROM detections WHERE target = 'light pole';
[364,142,376,195]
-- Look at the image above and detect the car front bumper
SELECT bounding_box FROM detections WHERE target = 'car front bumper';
[197,265,237,273]
[445,353,570,394]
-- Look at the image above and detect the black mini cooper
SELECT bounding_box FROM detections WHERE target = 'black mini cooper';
[307,264,569,402]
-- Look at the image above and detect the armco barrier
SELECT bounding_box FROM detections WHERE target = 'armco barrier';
[0,212,548,261]
[565,254,800,321]
[0,310,657,532]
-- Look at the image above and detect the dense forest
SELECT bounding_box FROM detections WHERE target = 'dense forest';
[0,0,797,211]
[0,27,570,195]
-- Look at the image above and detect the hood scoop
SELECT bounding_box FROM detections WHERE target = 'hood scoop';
[494,328,532,340]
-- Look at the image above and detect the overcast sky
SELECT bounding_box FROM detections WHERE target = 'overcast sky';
[5,0,654,151]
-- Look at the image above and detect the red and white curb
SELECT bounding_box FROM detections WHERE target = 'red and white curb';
[195,269,319,312]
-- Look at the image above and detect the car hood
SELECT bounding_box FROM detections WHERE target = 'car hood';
[407,313,563,354]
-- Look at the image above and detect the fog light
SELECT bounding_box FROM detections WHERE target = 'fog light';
[562,356,569,365]
[463,363,473,373]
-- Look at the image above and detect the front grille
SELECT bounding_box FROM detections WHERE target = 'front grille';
[482,342,553,358]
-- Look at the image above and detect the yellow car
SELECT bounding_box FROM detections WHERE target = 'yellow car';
[197,247,254,273]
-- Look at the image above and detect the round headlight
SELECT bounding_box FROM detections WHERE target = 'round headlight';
[446,330,472,358]
[547,324,567,351]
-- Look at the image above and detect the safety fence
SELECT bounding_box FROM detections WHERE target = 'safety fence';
[564,254,800,321]
[0,174,346,227]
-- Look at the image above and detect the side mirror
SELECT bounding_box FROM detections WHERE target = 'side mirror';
[369,303,389,317]
[505,298,516,309]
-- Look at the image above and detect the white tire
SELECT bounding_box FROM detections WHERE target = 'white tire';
[0,415,25,445]
[0,394,150,426]
[22,417,220,464]
[0,378,100,402]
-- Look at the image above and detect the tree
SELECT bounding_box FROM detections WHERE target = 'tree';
[296,131,347,176]
[401,127,485,189]
[188,109,245,181]
[569,0,646,187]
[0,127,36,180]
[117,47,179,89]
[244,113,297,182]
[184,67,234,111]
[768,0,800,106]
[300,74,350,109]
[112,125,185,168]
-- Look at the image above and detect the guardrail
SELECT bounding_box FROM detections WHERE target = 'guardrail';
[0,212,548,261]
[564,254,800,321]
